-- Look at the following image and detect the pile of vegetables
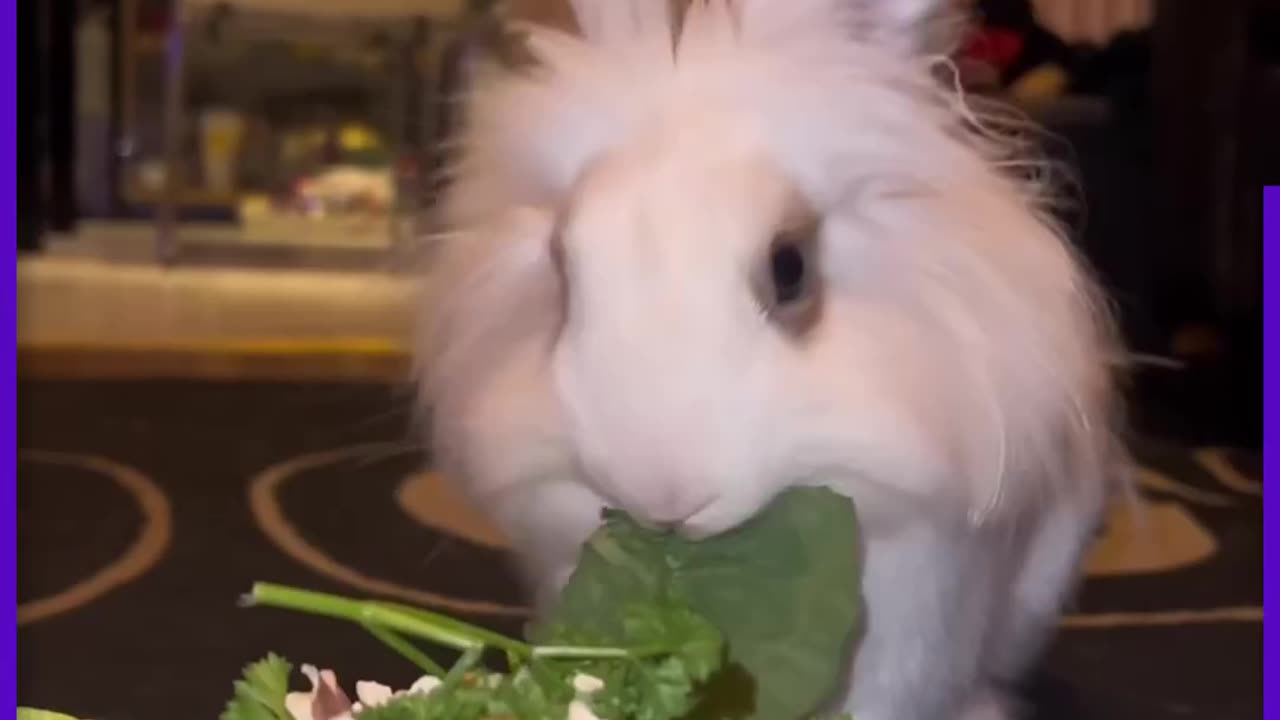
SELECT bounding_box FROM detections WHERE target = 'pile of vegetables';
[24,487,862,720]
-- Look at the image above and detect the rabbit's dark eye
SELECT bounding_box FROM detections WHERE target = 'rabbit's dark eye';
[770,243,807,304]
[754,217,822,333]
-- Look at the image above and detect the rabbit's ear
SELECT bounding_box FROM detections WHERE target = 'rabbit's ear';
[498,0,686,56]
[740,0,960,55]
[540,0,680,45]
[500,0,581,35]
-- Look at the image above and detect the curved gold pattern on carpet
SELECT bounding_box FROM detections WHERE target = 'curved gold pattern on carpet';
[1135,465,1235,507]
[396,472,510,550]
[1060,606,1262,628]
[251,445,1258,628]
[17,451,173,626]
[1084,499,1218,576]
[248,444,531,618]
[1194,448,1263,496]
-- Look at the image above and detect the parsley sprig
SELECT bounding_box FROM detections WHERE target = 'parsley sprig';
[227,583,725,720]
[228,486,862,720]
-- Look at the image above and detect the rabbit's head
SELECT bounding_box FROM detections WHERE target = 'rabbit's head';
[422,0,1120,540]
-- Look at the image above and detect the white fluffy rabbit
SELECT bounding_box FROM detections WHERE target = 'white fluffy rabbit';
[419,1,1127,718]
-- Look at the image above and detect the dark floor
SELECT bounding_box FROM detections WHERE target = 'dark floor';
[16,380,1262,720]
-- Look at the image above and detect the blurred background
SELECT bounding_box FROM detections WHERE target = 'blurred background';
[15,0,1274,444]
[14,1,1275,718]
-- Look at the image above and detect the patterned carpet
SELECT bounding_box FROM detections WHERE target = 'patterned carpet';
[16,381,1262,719]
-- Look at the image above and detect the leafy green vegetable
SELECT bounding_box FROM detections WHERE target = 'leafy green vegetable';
[220,653,295,720]
[227,487,862,720]
[538,602,726,720]
[355,680,515,720]
[17,709,81,720]
[237,584,726,720]
[534,487,861,720]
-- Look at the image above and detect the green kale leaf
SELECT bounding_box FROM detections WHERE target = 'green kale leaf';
[532,487,861,720]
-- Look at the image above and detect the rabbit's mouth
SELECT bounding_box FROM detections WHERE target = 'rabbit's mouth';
[681,484,793,540]
[678,503,742,541]
[598,496,719,536]
[601,510,722,541]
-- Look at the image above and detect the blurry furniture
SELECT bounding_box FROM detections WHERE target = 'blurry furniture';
[18,0,44,252]
[109,0,481,264]
[1018,0,1272,446]
[1140,0,1271,446]
[1150,0,1250,331]
[19,0,79,251]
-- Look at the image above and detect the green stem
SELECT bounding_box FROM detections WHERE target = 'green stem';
[530,645,633,659]
[370,600,532,658]
[244,583,661,667]
[361,622,447,677]
[248,583,485,653]
[444,647,484,688]
[505,650,524,673]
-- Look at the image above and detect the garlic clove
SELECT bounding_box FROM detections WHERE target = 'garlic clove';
[407,675,443,696]
[355,681,395,708]
[571,673,605,695]
[568,699,602,720]
[285,665,353,720]
[285,692,315,720]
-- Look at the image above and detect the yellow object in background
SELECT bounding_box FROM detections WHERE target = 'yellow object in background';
[1009,63,1069,105]
[281,127,329,167]
[238,194,272,221]
[18,710,81,720]
[339,124,382,153]
[200,109,247,194]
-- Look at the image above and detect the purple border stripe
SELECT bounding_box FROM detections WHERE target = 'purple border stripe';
[4,0,17,711]
[1266,186,1278,718]
[1265,186,1278,720]
[3,0,16,713]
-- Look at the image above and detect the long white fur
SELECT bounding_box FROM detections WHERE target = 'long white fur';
[419,1,1125,718]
